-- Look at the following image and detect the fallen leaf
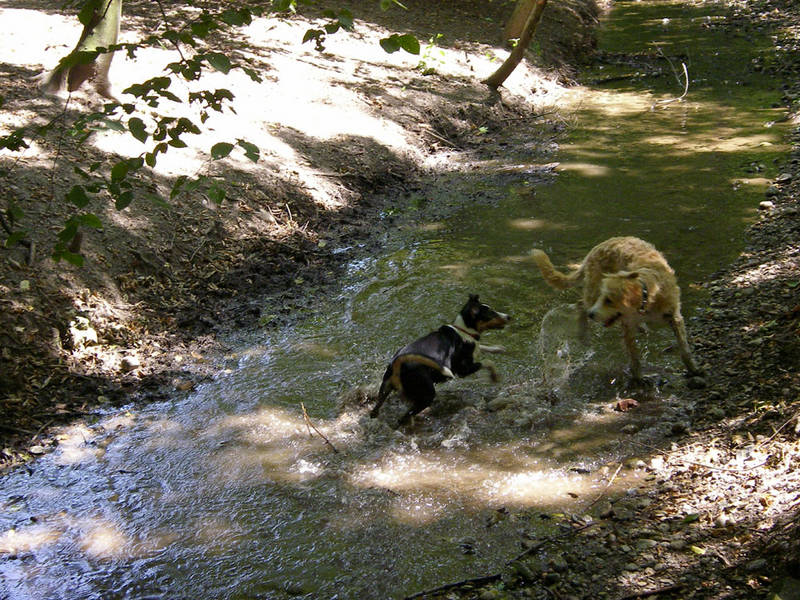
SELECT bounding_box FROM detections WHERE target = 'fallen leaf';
[615,398,639,412]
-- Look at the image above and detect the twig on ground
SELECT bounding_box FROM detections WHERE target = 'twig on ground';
[654,61,689,106]
[617,583,685,600]
[419,126,461,149]
[584,462,623,511]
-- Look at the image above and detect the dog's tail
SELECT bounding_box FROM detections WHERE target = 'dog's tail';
[531,249,584,290]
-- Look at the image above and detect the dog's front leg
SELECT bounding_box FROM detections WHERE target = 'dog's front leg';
[621,321,643,382]
[577,300,590,341]
[668,312,703,376]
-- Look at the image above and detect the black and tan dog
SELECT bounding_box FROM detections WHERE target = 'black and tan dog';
[370,294,511,425]
[532,236,703,383]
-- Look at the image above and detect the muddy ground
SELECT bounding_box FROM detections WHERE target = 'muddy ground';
[1,0,799,598]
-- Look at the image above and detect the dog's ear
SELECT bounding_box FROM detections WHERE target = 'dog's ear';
[469,294,480,303]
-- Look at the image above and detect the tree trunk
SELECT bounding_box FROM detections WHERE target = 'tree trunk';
[502,0,538,47]
[484,0,548,91]
[44,0,122,99]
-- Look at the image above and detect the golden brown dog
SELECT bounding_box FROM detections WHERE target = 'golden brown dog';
[532,236,702,382]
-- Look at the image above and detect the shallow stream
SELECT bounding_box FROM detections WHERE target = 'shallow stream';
[0,1,790,598]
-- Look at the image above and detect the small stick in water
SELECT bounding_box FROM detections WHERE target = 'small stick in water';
[301,403,339,453]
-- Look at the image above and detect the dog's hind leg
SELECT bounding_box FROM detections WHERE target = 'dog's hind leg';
[398,373,436,426]
[370,374,395,418]
[621,320,643,382]
[668,312,703,376]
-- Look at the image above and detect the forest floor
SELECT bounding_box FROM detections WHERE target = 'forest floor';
[0,0,799,598]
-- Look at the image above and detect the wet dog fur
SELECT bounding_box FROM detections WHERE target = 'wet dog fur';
[370,295,511,425]
[532,236,702,382]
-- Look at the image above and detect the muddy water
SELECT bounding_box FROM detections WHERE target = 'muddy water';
[0,2,790,599]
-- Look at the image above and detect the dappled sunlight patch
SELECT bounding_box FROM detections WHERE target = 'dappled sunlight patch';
[562,88,657,116]
[732,176,772,190]
[0,512,134,561]
[209,441,328,485]
[438,262,471,279]
[730,247,800,287]
[0,9,76,68]
[203,405,337,484]
[645,130,779,154]
[480,469,585,506]
[0,523,62,555]
[556,161,611,177]
[79,519,129,560]
[348,439,599,512]
[50,422,129,466]
[214,405,308,440]
[508,217,573,232]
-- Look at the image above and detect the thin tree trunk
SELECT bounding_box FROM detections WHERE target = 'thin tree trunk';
[484,0,548,91]
[44,0,122,99]
[502,0,537,47]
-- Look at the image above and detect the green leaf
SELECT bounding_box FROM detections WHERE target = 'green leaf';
[211,142,235,160]
[115,190,134,210]
[338,9,354,29]
[191,21,210,39]
[101,117,126,132]
[682,513,700,524]
[206,52,232,74]
[128,117,148,143]
[380,36,401,53]
[237,140,260,162]
[111,161,130,182]
[380,33,419,55]
[67,185,91,208]
[208,184,226,205]
[272,0,295,11]
[398,34,420,54]
[79,213,103,229]
[171,175,188,199]
[58,221,79,242]
[159,90,182,103]
[77,0,101,26]
[303,29,322,44]
[222,8,251,26]
[60,251,85,267]
[4,231,27,248]
[7,204,23,221]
